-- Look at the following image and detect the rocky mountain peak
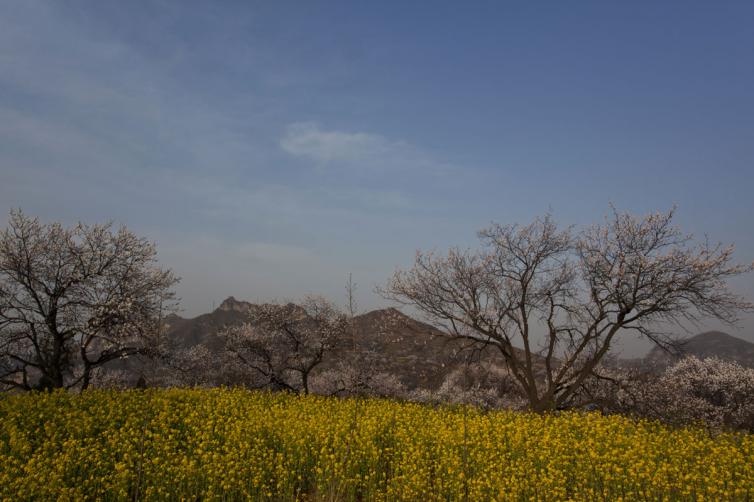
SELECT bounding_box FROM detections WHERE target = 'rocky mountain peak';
[217,296,253,313]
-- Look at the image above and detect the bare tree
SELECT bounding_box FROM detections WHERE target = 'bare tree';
[220,296,347,394]
[346,273,358,319]
[382,208,753,412]
[0,210,179,390]
[345,273,358,350]
[337,273,410,398]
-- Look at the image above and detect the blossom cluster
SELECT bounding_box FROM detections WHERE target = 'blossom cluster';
[610,357,754,431]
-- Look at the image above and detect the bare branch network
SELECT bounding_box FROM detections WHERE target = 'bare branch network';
[381,207,754,411]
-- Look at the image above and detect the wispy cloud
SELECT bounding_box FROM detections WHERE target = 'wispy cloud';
[281,122,392,162]
[280,122,455,175]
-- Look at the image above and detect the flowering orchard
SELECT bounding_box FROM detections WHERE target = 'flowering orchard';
[1,388,752,501]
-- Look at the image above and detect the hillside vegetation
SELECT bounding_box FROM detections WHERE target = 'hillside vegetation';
[1,388,753,501]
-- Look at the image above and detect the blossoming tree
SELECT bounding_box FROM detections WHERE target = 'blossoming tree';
[0,210,178,390]
[219,296,347,394]
[382,207,754,412]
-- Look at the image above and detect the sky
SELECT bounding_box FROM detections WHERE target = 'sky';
[1,1,753,356]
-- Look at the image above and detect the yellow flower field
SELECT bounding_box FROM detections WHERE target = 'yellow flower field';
[0,388,752,501]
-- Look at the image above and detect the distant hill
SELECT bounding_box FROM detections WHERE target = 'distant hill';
[343,307,507,389]
[164,297,507,390]
[164,297,253,351]
[644,331,754,368]
[161,299,754,384]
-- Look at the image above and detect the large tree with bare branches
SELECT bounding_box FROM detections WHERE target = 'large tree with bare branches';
[382,208,753,412]
[0,210,179,390]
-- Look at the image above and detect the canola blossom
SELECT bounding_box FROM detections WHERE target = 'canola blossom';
[0,388,752,501]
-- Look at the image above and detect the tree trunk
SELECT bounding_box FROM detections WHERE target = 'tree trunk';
[530,396,557,413]
[80,365,92,391]
[301,372,309,395]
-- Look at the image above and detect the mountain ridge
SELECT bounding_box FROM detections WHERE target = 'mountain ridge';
[165,297,508,389]
[166,298,754,379]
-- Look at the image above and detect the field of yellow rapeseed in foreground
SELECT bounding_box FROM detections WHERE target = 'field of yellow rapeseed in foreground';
[0,389,752,501]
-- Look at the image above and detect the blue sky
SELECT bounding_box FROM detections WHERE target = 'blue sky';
[1,1,753,354]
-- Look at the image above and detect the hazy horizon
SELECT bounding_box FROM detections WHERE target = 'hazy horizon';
[2,1,753,356]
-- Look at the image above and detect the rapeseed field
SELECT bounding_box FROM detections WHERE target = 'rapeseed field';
[0,388,752,501]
